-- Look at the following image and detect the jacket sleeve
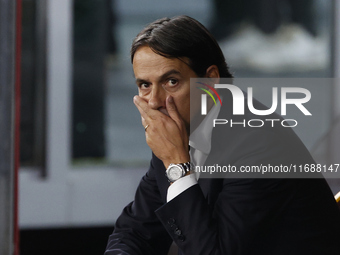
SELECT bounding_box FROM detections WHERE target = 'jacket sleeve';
[104,158,172,255]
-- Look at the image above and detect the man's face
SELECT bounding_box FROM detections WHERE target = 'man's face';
[133,46,198,132]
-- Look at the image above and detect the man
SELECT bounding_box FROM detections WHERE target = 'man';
[105,15,340,255]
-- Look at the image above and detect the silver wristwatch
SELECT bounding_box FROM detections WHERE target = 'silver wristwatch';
[166,162,193,183]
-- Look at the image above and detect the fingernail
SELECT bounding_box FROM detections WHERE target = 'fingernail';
[168,96,173,103]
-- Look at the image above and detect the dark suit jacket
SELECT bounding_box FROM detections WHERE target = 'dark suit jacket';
[105,90,340,255]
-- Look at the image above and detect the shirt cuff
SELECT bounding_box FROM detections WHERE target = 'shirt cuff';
[167,174,198,202]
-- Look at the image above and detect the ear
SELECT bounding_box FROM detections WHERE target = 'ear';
[205,65,220,78]
[205,65,220,86]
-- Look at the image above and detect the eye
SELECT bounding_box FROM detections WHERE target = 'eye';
[167,79,178,87]
[139,82,150,89]
[137,82,151,96]
[162,78,180,92]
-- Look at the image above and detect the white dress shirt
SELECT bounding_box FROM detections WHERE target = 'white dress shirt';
[167,102,221,202]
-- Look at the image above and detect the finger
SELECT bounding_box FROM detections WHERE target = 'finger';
[133,96,150,121]
[133,95,158,121]
[141,116,147,128]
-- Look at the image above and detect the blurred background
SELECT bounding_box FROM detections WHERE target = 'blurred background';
[1,0,340,254]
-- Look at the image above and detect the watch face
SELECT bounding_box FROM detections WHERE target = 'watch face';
[168,165,183,181]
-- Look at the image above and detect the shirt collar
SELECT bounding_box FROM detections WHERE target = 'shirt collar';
[189,101,221,155]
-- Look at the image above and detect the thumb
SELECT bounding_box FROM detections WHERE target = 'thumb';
[166,96,182,125]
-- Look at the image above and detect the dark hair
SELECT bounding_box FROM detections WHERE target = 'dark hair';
[131,15,233,78]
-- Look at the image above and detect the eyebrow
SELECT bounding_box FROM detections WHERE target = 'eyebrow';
[135,69,181,84]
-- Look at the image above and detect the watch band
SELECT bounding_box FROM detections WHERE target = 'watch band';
[181,162,193,175]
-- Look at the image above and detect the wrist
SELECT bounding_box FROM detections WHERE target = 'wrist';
[163,154,190,169]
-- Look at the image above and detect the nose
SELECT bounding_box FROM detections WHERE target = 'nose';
[148,86,166,110]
